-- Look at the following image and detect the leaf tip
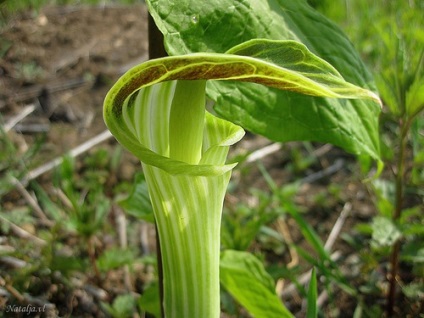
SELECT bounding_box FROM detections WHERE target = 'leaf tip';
[370,91,383,109]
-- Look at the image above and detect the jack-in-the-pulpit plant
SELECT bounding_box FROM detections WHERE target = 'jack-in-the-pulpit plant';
[103,40,380,317]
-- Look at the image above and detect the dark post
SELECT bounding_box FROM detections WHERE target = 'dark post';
[148,13,167,60]
[148,10,166,318]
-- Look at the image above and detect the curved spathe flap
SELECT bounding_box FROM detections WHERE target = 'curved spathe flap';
[106,80,244,176]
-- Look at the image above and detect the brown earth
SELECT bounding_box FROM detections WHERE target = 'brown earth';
[1,4,148,159]
[0,4,421,318]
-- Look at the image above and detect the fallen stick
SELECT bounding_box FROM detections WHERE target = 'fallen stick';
[0,256,27,269]
[1,78,91,108]
[115,205,133,291]
[21,129,113,186]
[245,142,333,165]
[11,122,50,133]
[279,202,352,298]
[279,250,342,298]
[139,221,151,255]
[3,104,37,132]
[300,158,344,184]
[245,142,282,163]
[0,215,47,246]
[9,176,53,226]
[324,202,352,251]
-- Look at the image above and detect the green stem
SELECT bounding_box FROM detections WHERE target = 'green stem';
[140,79,231,317]
[386,116,412,316]
[143,165,229,318]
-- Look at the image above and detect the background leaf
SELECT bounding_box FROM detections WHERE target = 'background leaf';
[147,0,381,159]
[138,283,161,318]
[306,268,318,318]
[118,172,154,223]
[220,250,294,318]
[371,216,402,248]
[96,247,137,272]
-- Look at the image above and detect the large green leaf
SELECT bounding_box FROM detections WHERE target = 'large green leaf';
[220,250,294,318]
[146,0,381,159]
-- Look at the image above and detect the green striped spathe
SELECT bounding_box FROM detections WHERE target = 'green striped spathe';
[106,79,244,317]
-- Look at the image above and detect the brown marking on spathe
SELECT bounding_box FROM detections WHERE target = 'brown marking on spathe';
[111,65,168,117]
[110,60,257,119]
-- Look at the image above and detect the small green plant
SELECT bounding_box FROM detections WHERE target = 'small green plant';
[0,139,154,314]
[316,1,423,315]
[102,294,137,318]
[0,124,45,195]
[221,189,282,252]
[103,1,381,316]
[370,8,423,315]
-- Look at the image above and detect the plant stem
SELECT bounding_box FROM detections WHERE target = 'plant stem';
[386,117,411,316]
[143,166,230,318]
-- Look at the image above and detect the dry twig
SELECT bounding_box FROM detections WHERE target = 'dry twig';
[324,202,352,251]
[275,217,299,268]
[246,142,282,163]
[21,130,113,186]
[0,78,91,109]
[299,158,344,185]
[8,176,53,227]
[0,214,47,246]
[279,202,352,299]
[49,187,73,209]
[0,256,27,269]
[3,104,36,132]
[114,205,133,291]
[139,222,151,255]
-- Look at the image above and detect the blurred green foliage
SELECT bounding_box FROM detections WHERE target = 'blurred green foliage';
[315,0,424,314]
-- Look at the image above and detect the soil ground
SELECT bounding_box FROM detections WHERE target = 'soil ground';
[0,4,421,317]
